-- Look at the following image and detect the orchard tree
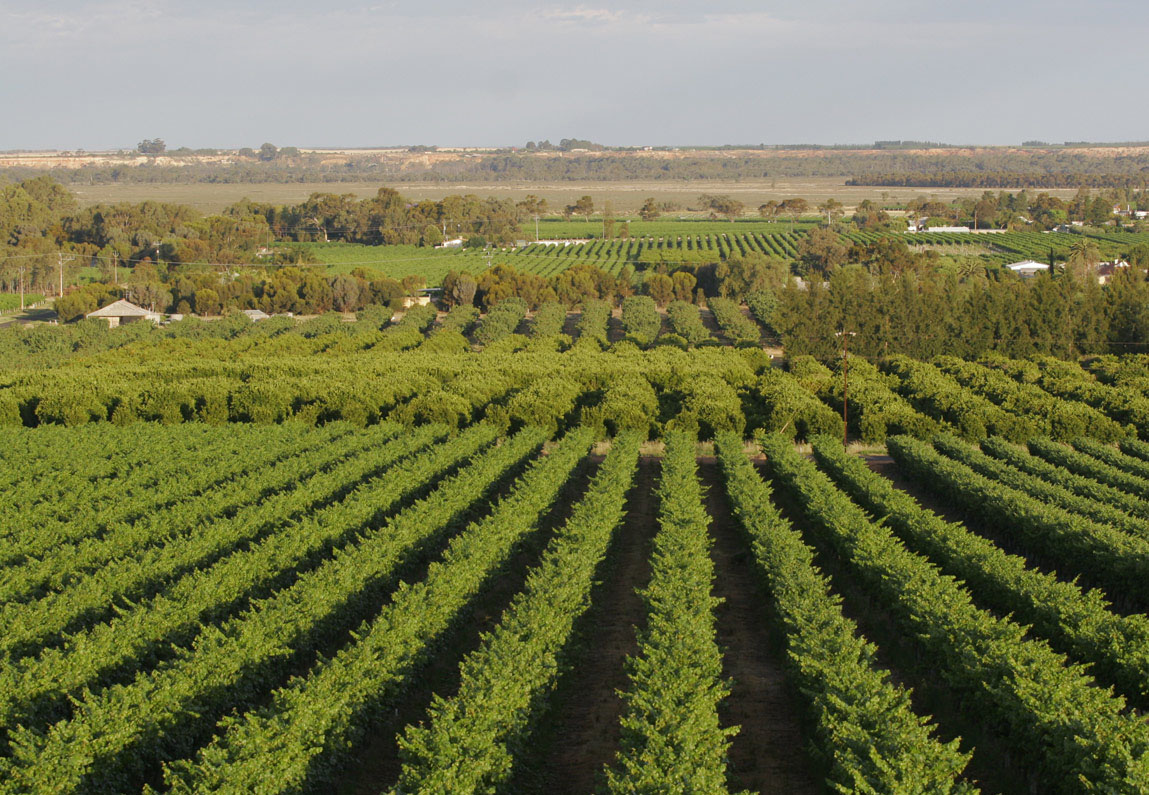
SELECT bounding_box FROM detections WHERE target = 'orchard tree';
[443,269,477,307]
[672,270,696,302]
[639,197,661,221]
[645,272,674,306]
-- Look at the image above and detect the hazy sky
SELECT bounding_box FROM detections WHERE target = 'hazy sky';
[2,0,1147,150]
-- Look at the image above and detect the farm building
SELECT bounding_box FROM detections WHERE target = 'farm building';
[86,299,161,328]
[242,309,271,321]
[1097,261,1130,285]
[1006,260,1050,278]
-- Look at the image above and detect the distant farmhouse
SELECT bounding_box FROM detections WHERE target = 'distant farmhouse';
[86,299,161,328]
[1097,260,1130,285]
[1007,259,1130,282]
[1006,260,1050,278]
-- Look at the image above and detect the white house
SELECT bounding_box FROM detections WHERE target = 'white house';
[435,238,464,249]
[1006,260,1050,278]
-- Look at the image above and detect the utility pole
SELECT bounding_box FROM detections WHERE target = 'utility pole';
[57,252,67,298]
[18,263,25,310]
[835,329,857,448]
[113,252,118,285]
[534,214,539,242]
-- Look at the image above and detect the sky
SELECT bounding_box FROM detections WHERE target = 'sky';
[2,0,1147,150]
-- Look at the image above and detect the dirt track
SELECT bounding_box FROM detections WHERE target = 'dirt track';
[699,462,821,794]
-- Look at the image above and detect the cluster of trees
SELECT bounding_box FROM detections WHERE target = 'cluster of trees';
[904,188,1148,230]
[442,263,635,311]
[774,264,1149,361]
[698,194,744,221]
[0,178,539,298]
[851,172,1149,189]
[54,265,412,322]
[522,139,604,152]
[242,187,528,246]
[440,250,792,313]
[756,198,813,229]
[136,139,167,155]
[236,143,301,161]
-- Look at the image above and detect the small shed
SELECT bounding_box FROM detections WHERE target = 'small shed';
[86,299,161,328]
[1007,260,1050,278]
[242,308,271,321]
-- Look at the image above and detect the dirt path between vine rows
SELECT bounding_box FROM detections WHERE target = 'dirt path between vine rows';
[514,457,659,794]
[698,461,822,794]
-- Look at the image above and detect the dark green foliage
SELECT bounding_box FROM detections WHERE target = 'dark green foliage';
[765,433,1149,793]
[620,295,660,347]
[719,433,973,793]
[474,298,528,346]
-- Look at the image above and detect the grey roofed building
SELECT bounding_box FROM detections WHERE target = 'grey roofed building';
[86,299,161,327]
[242,309,271,321]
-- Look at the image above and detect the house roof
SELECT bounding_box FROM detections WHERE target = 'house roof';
[1007,260,1049,271]
[87,299,156,318]
[242,309,270,320]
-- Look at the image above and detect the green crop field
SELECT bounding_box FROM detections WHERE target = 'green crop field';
[4,316,1149,792]
[0,293,44,312]
[531,218,820,238]
[294,228,815,283]
[291,221,1149,284]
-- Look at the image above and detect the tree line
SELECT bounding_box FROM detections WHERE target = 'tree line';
[7,147,1149,187]
[774,265,1149,361]
[849,172,1149,189]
